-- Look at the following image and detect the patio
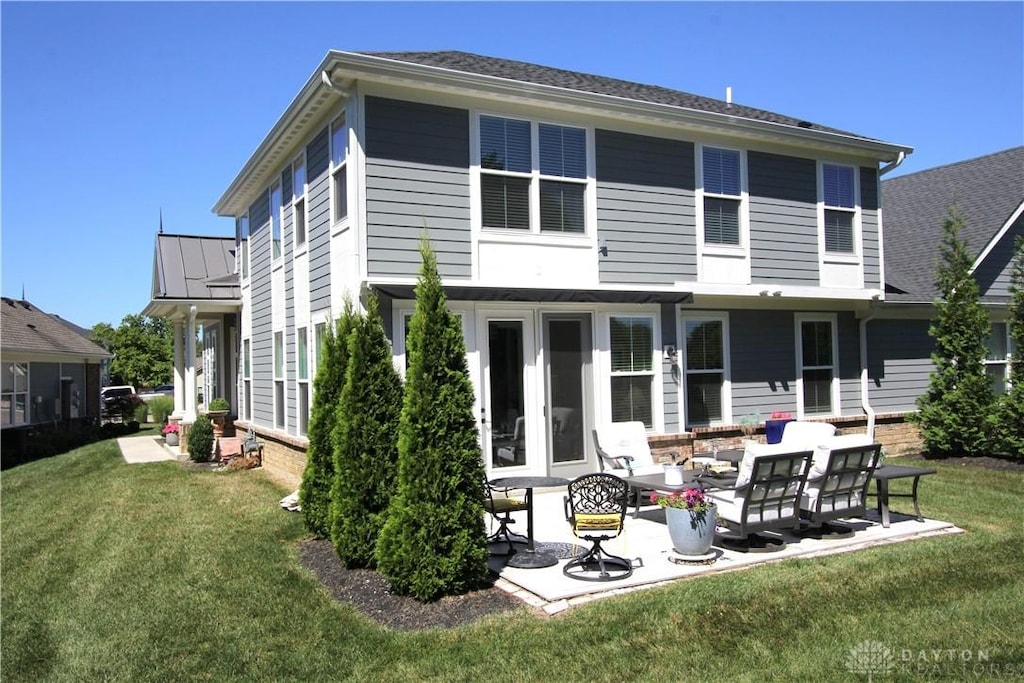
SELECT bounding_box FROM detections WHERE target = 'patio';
[489,486,962,614]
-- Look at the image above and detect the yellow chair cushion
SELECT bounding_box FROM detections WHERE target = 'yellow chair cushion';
[488,497,527,513]
[573,513,622,531]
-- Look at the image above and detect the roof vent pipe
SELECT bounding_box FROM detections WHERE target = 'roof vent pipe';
[726,86,732,107]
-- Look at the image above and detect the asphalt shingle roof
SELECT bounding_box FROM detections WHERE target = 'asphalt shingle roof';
[359,51,871,140]
[882,147,1024,301]
[1,298,111,359]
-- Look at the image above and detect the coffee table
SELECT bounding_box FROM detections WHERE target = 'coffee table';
[622,471,703,518]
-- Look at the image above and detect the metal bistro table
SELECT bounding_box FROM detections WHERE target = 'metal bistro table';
[488,475,570,569]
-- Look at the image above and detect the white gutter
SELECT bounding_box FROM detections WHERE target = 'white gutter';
[879,150,908,176]
[859,304,880,440]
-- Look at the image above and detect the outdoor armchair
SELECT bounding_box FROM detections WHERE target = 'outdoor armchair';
[592,421,666,477]
[799,436,881,537]
[484,477,529,555]
[563,473,634,581]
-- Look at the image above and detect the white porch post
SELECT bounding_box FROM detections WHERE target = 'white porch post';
[184,305,198,421]
[172,315,185,418]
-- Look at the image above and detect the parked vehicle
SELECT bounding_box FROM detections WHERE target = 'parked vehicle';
[137,384,174,402]
[100,385,136,406]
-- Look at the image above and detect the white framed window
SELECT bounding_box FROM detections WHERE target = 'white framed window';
[682,313,731,426]
[270,180,283,261]
[2,362,29,427]
[273,331,285,429]
[330,113,348,225]
[477,114,590,235]
[984,322,1010,395]
[242,339,251,421]
[236,214,250,281]
[313,321,328,376]
[292,154,307,250]
[609,315,655,428]
[795,314,839,417]
[699,147,744,247]
[821,163,857,254]
[297,326,310,435]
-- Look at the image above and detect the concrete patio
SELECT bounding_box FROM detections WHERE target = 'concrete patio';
[490,486,962,615]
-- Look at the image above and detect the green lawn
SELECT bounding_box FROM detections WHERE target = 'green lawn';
[3,441,1022,682]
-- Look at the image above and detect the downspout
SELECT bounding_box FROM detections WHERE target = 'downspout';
[860,303,880,440]
[879,150,907,177]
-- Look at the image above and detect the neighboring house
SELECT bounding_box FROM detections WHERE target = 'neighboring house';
[141,233,240,423]
[870,147,1023,411]
[199,49,933,484]
[0,297,111,429]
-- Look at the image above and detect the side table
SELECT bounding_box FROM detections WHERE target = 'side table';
[869,464,937,528]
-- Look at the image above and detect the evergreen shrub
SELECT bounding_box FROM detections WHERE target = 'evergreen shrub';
[187,414,215,462]
[148,396,174,424]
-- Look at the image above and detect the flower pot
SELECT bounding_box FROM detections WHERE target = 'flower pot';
[666,504,717,557]
[165,433,179,447]
[663,462,686,486]
[765,418,794,444]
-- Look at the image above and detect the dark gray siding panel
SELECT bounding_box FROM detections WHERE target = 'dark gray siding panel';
[307,128,331,314]
[249,195,274,427]
[728,310,798,419]
[660,303,679,431]
[838,312,861,415]
[976,215,1023,298]
[595,130,696,284]
[364,97,471,279]
[748,152,819,286]
[861,167,881,289]
[867,318,933,412]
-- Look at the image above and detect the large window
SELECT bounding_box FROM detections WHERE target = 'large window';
[242,339,251,421]
[292,154,307,249]
[822,164,856,253]
[701,147,742,246]
[609,316,654,427]
[797,317,837,416]
[273,331,285,429]
[270,181,283,260]
[331,113,348,224]
[479,115,587,234]
[684,316,728,425]
[2,362,29,427]
[297,326,309,435]
[236,214,250,280]
[984,322,1010,395]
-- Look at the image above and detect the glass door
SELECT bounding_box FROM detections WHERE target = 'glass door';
[480,312,535,471]
[543,314,593,476]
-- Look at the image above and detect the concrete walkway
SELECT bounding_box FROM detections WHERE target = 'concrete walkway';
[117,434,178,463]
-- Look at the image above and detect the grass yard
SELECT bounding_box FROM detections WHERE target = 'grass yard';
[2,440,1023,682]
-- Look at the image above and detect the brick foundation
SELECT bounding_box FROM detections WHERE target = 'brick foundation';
[234,421,308,489]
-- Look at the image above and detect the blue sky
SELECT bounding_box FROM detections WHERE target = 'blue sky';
[2,2,1022,329]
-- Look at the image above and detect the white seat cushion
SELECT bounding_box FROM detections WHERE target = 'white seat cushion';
[809,434,875,478]
[780,421,837,450]
[595,421,656,471]
[735,441,804,488]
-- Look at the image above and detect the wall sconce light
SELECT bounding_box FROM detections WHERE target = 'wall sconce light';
[598,239,608,257]
[663,345,677,361]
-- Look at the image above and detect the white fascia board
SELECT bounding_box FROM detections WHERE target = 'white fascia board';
[970,200,1024,273]
[1,349,111,363]
[680,281,884,301]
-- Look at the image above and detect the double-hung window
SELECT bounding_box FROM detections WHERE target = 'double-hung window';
[242,339,251,421]
[2,362,29,427]
[683,316,728,426]
[822,164,856,253]
[984,322,1010,395]
[292,154,307,249]
[273,331,285,429]
[479,115,588,234]
[701,147,742,246]
[270,181,283,261]
[237,215,250,280]
[797,316,838,416]
[331,113,348,224]
[297,327,310,435]
[609,316,654,428]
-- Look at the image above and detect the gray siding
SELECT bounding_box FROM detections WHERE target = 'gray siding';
[861,167,881,290]
[660,303,679,431]
[307,128,331,314]
[282,168,296,434]
[837,312,862,414]
[728,310,797,419]
[595,130,696,284]
[867,319,933,412]
[975,215,1023,299]
[748,152,819,286]
[364,96,471,278]
[248,191,273,426]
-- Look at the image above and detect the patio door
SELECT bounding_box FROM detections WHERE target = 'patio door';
[480,312,536,473]
[543,313,594,478]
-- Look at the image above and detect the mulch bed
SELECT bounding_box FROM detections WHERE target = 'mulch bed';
[910,454,1024,472]
[298,540,525,631]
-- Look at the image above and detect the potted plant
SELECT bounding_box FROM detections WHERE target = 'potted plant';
[662,451,686,486]
[739,412,763,442]
[652,487,717,557]
[161,422,180,447]
[764,410,795,444]
[205,397,231,438]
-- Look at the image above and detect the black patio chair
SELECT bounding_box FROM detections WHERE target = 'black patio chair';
[563,473,634,581]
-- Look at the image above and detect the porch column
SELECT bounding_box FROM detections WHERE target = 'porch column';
[184,305,198,421]
[172,315,185,418]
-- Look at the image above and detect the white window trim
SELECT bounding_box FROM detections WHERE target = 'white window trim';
[296,326,310,436]
[330,111,351,236]
[679,311,732,427]
[817,161,862,265]
[2,362,30,427]
[983,321,1012,393]
[794,313,840,419]
[470,111,596,245]
[237,213,250,288]
[273,330,286,431]
[292,153,308,255]
[604,312,661,431]
[695,144,750,265]
[270,179,284,267]
[241,338,252,422]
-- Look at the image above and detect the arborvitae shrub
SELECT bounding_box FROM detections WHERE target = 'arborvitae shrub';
[300,300,358,538]
[996,238,1024,458]
[330,293,404,567]
[375,238,489,601]
[187,414,215,462]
